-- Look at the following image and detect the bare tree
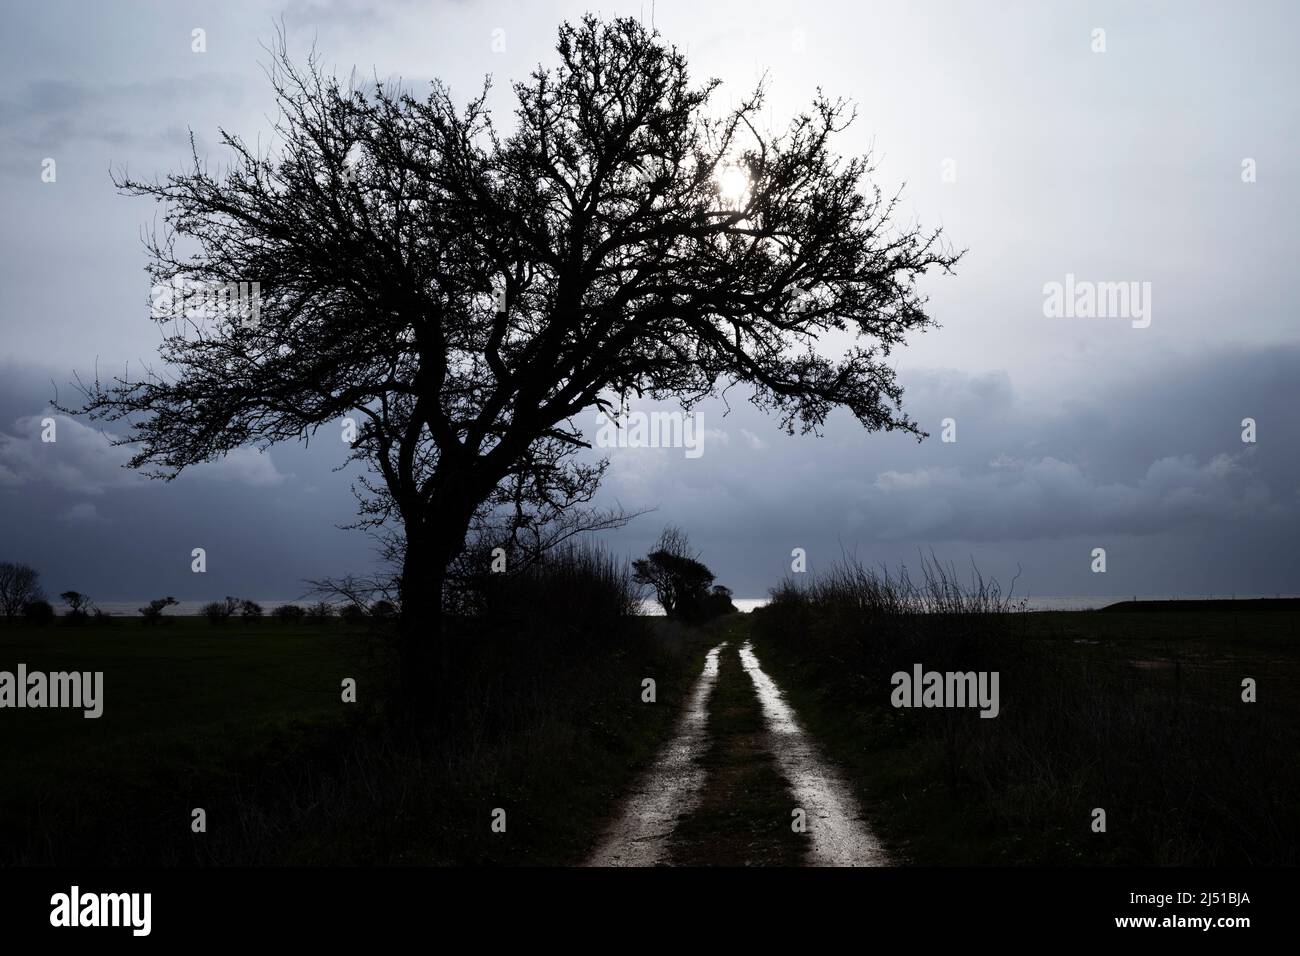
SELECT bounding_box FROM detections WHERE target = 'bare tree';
[72,16,959,711]
[0,562,45,622]
[633,526,715,619]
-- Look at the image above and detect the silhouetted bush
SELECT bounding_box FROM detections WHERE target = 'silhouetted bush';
[21,599,55,625]
[202,599,235,624]
[699,584,738,619]
[139,597,178,624]
[271,604,306,624]
[369,600,397,621]
[461,543,641,644]
[305,602,334,622]
[204,597,264,625]
[338,604,366,624]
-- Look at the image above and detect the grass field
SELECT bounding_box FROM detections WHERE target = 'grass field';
[4,600,1297,866]
[750,600,1300,865]
[0,615,714,865]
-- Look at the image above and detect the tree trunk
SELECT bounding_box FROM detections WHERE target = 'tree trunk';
[398,539,442,720]
[397,498,476,720]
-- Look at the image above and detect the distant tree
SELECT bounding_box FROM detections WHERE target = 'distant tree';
[338,604,366,624]
[304,601,334,622]
[202,598,235,624]
[633,527,718,620]
[72,17,958,712]
[271,603,307,624]
[703,584,738,618]
[369,599,398,621]
[202,596,261,624]
[60,591,95,621]
[305,573,399,619]
[0,562,45,622]
[139,596,179,624]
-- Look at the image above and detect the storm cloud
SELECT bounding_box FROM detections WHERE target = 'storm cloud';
[1,0,1297,603]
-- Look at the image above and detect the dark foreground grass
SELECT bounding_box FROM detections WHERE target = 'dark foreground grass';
[0,614,713,865]
[749,562,1300,866]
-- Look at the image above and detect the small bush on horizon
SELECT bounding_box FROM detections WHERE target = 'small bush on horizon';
[203,597,265,625]
[140,597,178,624]
[369,599,397,621]
[22,599,55,625]
[305,601,334,622]
[271,604,306,624]
[202,598,237,624]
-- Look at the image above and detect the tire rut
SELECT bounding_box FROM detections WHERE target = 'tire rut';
[587,619,888,867]
[666,641,807,866]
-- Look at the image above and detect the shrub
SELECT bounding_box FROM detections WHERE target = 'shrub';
[369,599,397,621]
[464,542,641,636]
[271,604,306,624]
[204,597,263,624]
[338,604,366,624]
[700,584,738,619]
[305,601,334,622]
[139,597,178,624]
[202,599,235,624]
[22,599,55,625]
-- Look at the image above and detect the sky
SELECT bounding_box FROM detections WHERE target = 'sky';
[1,0,1297,604]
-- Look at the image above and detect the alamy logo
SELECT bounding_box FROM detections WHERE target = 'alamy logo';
[890,664,1000,718]
[594,410,704,459]
[1042,273,1151,328]
[151,278,261,327]
[50,886,151,936]
[0,664,103,718]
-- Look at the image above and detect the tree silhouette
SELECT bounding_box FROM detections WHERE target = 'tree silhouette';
[138,597,178,625]
[73,16,959,711]
[633,527,706,618]
[0,562,44,622]
[59,591,95,620]
[633,527,735,621]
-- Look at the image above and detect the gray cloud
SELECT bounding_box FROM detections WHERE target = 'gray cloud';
[582,343,1300,596]
[0,411,286,495]
[0,76,246,151]
[0,1,1297,603]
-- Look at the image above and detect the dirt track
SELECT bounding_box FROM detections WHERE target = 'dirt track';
[587,619,888,867]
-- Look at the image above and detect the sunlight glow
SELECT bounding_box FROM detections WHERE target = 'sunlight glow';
[715,163,750,210]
